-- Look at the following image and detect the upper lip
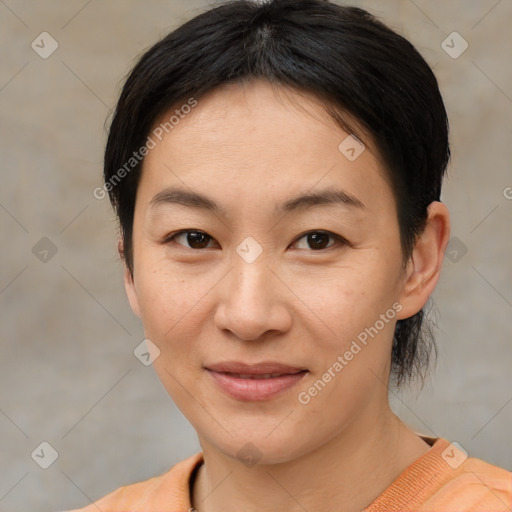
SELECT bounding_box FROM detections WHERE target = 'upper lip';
[205,361,307,375]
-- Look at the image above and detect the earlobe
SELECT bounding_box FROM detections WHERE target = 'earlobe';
[397,202,451,320]
[118,238,141,318]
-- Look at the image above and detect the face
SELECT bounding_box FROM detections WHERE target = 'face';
[124,79,419,464]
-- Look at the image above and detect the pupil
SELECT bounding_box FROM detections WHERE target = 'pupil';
[308,233,328,249]
[188,232,209,249]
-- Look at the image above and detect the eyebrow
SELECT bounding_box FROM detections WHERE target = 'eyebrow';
[149,185,365,216]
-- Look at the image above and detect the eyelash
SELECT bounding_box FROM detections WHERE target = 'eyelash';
[162,229,350,252]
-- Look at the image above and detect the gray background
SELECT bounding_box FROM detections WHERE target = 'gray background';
[0,0,511,510]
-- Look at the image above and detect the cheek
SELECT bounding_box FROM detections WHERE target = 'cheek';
[136,270,179,335]
[135,263,210,402]
[292,261,399,352]
[134,252,224,368]
[135,262,199,349]
[135,246,195,317]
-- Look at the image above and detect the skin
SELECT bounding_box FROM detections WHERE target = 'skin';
[122,79,450,512]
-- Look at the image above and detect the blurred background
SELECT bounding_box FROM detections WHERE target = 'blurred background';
[0,0,511,510]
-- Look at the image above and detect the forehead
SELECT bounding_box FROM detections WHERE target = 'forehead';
[137,79,393,215]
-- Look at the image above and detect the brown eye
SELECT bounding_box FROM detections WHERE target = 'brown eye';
[292,231,346,251]
[306,232,331,250]
[166,230,217,249]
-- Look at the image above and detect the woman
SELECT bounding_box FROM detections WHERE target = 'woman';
[71,0,512,510]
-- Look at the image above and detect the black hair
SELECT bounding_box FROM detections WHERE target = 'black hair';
[103,0,450,387]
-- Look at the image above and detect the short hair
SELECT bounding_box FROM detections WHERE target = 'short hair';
[103,0,450,387]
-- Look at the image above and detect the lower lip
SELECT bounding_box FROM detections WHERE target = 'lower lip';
[206,369,307,401]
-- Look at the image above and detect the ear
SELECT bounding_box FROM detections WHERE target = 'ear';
[396,201,451,320]
[118,238,141,318]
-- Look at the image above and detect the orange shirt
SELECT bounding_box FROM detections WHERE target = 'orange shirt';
[69,437,512,511]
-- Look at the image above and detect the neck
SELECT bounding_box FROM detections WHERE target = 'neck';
[191,405,430,512]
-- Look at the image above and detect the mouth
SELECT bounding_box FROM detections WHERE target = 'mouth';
[204,361,308,401]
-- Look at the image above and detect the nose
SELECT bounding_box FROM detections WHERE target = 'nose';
[213,255,292,342]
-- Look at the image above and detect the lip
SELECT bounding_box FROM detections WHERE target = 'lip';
[205,361,308,401]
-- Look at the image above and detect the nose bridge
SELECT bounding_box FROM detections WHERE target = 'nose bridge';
[230,233,272,302]
[232,250,269,302]
[214,243,290,341]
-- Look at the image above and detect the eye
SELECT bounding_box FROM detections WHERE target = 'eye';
[164,230,218,250]
[291,230,348,251]
[163,229,348,251]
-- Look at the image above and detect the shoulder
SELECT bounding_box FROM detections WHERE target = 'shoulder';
[366,438,512,512]
[428,453,512,511]
[66,452,203,512]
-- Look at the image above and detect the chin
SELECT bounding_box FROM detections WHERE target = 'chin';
[196,420,323,467]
